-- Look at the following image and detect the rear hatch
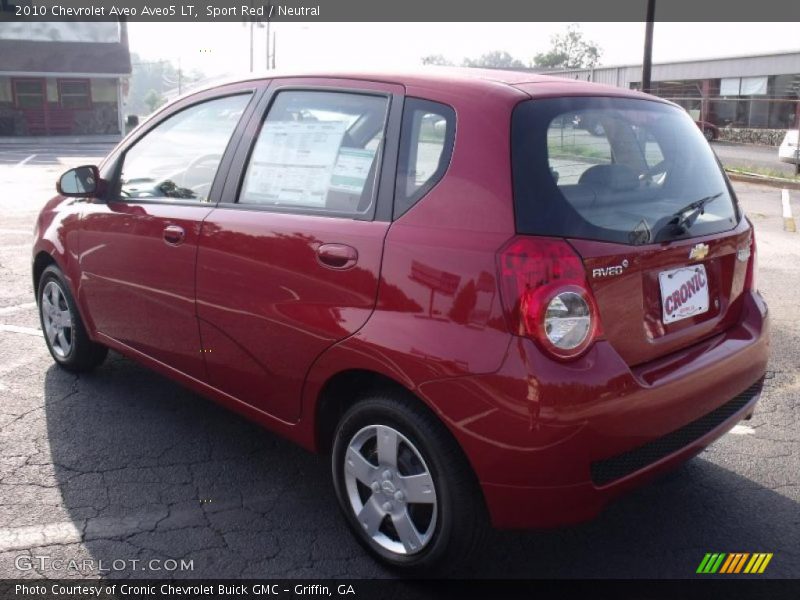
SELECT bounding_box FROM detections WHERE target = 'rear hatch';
[511,95,753,365]
[569,224,752,365]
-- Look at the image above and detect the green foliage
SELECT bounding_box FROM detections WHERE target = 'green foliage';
[533,24,602,69]
[548,141,611,161]
[125,52,205,117]
[726,166,800,181]
[143,89,165,114]
[421,54,455,66]
[462,50,526,69]
[420,25,602,72]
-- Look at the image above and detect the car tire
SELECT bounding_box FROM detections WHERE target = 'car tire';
[38,265,107,372]
[331,393,486,573]
[703,128,714,142]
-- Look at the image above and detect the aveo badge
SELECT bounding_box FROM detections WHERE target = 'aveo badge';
[592,259,629,279]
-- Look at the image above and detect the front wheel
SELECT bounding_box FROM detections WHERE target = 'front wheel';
[38,265,107,372]
[331,394,486,573]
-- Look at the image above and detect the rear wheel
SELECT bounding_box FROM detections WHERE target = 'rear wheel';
[703,127,714,142]
[38,265,107,372]
[331,394,486,573]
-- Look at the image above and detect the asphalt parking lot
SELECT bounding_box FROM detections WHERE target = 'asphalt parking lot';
[0,143,797,579]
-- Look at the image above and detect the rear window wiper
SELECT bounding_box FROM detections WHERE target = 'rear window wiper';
[658,192,723,238]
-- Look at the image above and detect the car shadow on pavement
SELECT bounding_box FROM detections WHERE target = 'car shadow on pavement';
[42,353,797,579]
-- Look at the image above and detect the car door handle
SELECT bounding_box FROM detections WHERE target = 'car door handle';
[163,224,186,246]
[316,243,358,269]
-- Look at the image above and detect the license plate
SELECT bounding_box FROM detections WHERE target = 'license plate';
[659,265,709,324]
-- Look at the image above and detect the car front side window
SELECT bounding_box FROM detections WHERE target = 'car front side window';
[117,94,251,203]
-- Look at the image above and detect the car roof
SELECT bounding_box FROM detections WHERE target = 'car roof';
[193,67,667,104]
[207,67,551,88]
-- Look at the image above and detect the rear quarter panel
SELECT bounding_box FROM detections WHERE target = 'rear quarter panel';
[302,82,527,429]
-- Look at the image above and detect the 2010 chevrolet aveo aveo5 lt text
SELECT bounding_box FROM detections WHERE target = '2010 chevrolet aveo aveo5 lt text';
[33,70,769,572]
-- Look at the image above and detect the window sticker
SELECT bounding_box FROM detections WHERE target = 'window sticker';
[329,147,376,194]
[244,120,347,206]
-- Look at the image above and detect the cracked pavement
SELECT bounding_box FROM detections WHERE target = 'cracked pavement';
[0,146,797,579]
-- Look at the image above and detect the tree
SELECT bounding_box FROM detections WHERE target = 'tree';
[421,54,454,66]
[533,24,602,69]
[126,52,205,116]
[462,51,525,69]
[143,89,165,114]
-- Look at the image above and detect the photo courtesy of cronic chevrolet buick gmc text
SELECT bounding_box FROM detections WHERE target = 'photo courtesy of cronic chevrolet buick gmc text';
[33,69,769,572]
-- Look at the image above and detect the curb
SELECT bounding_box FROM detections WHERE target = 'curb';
[725,170,800,191]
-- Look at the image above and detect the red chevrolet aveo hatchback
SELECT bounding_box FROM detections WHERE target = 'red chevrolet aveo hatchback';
[34,70,768,570]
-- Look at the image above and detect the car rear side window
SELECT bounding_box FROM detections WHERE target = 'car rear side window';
[394,98,455,219]
[238,90,389,217]
[513,97,739,245]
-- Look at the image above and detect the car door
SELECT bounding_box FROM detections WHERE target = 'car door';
[195,79,403,422]
[78,85,260,380]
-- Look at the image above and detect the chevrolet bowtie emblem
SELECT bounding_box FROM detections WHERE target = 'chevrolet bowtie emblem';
[689,243,709,261]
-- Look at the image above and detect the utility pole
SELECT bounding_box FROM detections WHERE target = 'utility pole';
[795,92,800,175]
[641,0,655,94]
[266,22,271,70]
[266,1,271,70]
[249,21,254,72]
[272,31,276,69]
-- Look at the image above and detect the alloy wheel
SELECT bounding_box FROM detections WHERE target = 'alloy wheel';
[41,281,73,358]
[343,424,437,556]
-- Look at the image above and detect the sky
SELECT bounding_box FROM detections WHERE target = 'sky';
[127,22,800,78]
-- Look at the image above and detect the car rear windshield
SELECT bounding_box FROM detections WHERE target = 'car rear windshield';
[512,96,739,245]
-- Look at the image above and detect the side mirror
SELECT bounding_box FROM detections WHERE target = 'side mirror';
[57,165,100,197]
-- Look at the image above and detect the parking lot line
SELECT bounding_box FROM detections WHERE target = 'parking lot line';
[14,154,36,168]
[0,324,42,337]
[0,521,83,552]
[0,302,36,316]
[730,424,756,435]
[782,189,796,232]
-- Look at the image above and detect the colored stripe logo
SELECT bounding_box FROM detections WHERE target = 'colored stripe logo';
[697,553,773,574]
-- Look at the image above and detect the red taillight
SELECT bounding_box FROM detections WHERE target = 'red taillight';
[497,237,602,360]
[745,229,758,292]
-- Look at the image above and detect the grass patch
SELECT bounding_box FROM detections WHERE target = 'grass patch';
[548,142,611,161]
[418,134,444,144]
[725,165,800,181]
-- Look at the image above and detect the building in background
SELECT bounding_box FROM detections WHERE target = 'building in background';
[0,22,131,137]
[536,51,800,135]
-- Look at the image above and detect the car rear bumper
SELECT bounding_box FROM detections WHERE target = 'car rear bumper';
[418,290,769,529]
[481,377,762,528]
